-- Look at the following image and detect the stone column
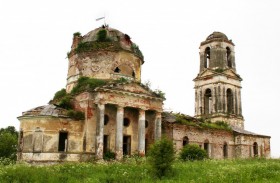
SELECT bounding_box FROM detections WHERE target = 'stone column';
[115,106,124,160]
[154,112,162,141]
[138,109,145,156]
[95,103,105,160]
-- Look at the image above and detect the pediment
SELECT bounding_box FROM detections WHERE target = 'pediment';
[195,69,242,80]
[98,82,159,97]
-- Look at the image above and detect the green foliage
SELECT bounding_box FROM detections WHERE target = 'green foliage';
[180,144,208,161]
[71,77,107,94]
[0,159,280,182]
[67,110,85,120]
[97,29,108,42]
[214,68,224,73]
[148,138,175,178]
[175,113,197,126]
[53,88,66,100]
[154,89,165,99]
[0,126,18,161]
[116,77,128,83]
[200,121,232,131]
[58,96,72,110]
[73,32,81,37]
[103,150,115,161]
[131,43,144,59]
[175,114,231,131]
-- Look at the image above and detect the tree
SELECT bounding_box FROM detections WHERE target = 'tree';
[148,138,175,178]
[0,126,18,160]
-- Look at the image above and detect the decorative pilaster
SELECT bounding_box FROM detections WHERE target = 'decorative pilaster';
[95,103,105,160]
[138,109,145,156]
[115,106,124,160]
[154,112,162,141]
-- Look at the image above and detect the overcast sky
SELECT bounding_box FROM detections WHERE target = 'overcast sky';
[0,0,279,157]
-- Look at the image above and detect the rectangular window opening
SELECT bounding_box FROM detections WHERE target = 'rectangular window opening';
[58,132,68,152]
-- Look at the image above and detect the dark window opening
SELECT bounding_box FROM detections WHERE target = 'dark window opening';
[103,135,109,154]
[114,67,121,73]
[123,136,131,155]
[204,47,210,68]
[204,140,209,155]
[253,142,258,157]
[226,47,232,68]
[123,118,130,127]
[183,136,189,146]
[227,89,233,114]
[204,89,212,114]
[58,132,68,152]
[223,143,228,158]
[145,120,148,128]
[145,138,148,154]
[132,71,135,78]
[104,115,109,125]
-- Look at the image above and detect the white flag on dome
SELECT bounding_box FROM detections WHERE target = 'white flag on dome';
[96,17,105,21]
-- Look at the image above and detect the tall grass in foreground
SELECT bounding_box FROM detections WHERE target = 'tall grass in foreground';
[0,158,279,182]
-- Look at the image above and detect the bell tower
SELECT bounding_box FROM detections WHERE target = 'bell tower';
[194,32,244,129]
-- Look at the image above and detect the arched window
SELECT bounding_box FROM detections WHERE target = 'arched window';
[204,89,212,114]
[114,67,120,73]
[223,142,228,158]
[204,47,210,68]
[253,142,258,157]
[113,64,134,77]
[183,136,189,146]
[226,89,233,114]
[226,47,232,68]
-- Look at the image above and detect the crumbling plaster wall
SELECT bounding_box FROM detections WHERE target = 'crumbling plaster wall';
[163,123,235,159]
[67,51,142,93]
[234,134,270,158]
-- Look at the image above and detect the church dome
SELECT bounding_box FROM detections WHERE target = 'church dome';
[72,25,143,60]
[206,32,228,41]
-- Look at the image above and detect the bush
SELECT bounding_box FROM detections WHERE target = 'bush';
[180,144,207,161]
[97,29,107,42]
[103,150,115,161]
[67,110,85,120]
[53,88,66,100]
[71,77,107,94]
[148,138,175,178]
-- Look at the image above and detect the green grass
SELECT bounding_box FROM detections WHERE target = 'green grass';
[0,158,279,182]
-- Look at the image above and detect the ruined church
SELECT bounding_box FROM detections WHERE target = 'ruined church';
[17,25,270,163]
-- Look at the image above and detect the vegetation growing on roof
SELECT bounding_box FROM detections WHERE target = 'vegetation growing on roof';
[67,110,85,120]
[174,113,232,131]
[53,88,66,101]
[214,68,224,73]
[154,89,165,99]
[71,77,107,94]
[131,43,144,59]
[73,32,81,37]
[97,29,110,42]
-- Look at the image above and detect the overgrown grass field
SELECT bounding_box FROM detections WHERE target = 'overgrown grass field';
[0,158,279,183]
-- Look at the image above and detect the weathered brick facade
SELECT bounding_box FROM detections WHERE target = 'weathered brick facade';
[17,27,270,163]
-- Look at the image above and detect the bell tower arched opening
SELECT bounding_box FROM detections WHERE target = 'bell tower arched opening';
[226,47,232,68]
[204,47,210,68]
[227,89,233,114]
[204,89,212,115]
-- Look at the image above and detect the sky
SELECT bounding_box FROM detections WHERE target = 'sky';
[0,0,279,158]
